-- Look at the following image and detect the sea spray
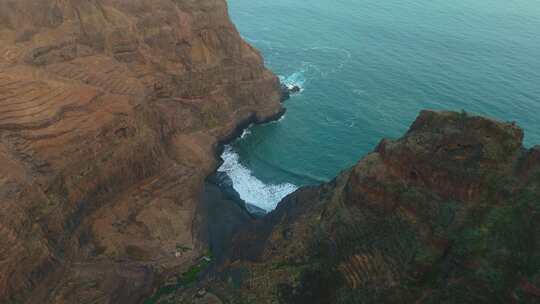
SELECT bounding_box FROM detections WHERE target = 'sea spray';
[217,145,298,211]
[279,71,306,93]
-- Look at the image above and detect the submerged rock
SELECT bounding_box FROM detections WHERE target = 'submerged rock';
[289,85,302,93]
[280,83,302,101]
[280,83,291,101]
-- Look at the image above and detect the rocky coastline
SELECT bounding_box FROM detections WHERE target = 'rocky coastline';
[202,100,288,265]
[203,81,298,227]
[145,110,540,304]
[203,110,540,304]
[1,1,539,304]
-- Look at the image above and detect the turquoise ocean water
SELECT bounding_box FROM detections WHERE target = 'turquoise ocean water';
[218,0,540,211]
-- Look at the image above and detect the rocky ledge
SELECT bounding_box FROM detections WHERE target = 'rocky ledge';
[184,110,539,304]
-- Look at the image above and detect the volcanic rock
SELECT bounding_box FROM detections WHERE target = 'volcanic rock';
[0,0,282,303]
[207,110,540,304]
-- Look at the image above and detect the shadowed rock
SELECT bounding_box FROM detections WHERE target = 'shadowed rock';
[204,110,540,304]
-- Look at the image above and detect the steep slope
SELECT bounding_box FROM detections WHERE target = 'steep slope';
[0,0,282,303]
[204,110,540,304]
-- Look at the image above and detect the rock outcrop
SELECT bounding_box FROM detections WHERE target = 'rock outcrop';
[0,0,282,303]
[279,83,301,101]
[203,110,540,304]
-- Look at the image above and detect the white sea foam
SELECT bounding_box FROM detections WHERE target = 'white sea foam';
[302,47,352,76]
[269,114,286,124]
[217,146,298,211]
[240,128,252,139]
[279,71,306,93]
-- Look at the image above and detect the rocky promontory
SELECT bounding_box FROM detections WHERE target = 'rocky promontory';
[197,110,540,304]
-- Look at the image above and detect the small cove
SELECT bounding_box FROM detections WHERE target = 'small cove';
[222,0,540,211]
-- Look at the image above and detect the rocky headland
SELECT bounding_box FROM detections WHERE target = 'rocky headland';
[126,108,540,304]
[199,110,540,304]
[1,1,539,304]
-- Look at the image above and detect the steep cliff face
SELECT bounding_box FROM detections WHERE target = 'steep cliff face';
[0,1,282,303]
[206,111,540,304]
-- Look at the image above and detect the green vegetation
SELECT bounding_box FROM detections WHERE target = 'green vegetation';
[200,105,220,129]
[143,251,213,304]
[277,264,343,304]
[179,256,212,286]
[278,178,540,304]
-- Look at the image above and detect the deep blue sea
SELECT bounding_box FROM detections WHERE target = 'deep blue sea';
[218,0,540,211]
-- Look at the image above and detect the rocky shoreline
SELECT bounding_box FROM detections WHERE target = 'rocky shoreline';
[138,81,290,303]
[206,172,267,217]
[204,81,300,226]
[280,83,302,101]
[202,85,292,263]
[145,110,540,304]
[205,82,291,218]
[206,110,540,304]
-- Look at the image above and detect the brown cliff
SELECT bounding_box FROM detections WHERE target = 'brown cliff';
[0,0,282,303]
[2,2,539,303]
[201,110,540,304]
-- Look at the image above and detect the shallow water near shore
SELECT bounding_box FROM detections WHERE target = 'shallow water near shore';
[221,0,540,211]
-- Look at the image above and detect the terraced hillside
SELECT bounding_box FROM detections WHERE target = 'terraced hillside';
[0,0,282,303]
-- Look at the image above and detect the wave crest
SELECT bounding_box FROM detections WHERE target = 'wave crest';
[217,146,298,211]
[280,71,306,93]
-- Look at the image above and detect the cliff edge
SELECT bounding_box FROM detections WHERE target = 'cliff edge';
[203,110,540,304]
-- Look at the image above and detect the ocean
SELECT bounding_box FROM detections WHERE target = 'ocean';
[218,0,540,211]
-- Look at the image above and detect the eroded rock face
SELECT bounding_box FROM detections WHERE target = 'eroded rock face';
[209,111,540,304]
[0,1,282,303]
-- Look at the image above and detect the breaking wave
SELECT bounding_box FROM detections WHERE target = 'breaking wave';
[217,145,298,211]
[279,71,306,93]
